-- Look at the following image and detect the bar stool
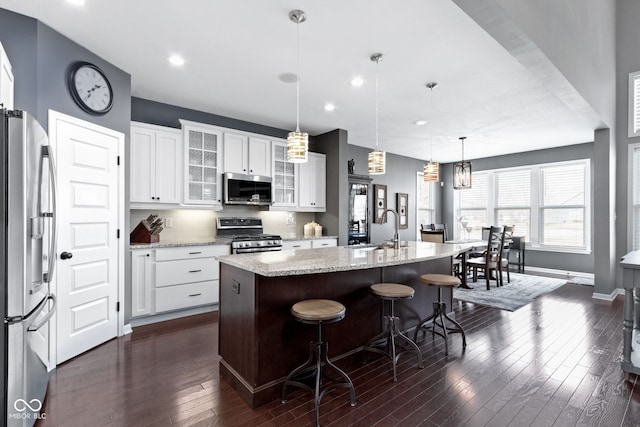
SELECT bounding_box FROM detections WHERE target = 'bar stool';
[281,299,356,427]
[362,283,424,382]
[414,274,466,355]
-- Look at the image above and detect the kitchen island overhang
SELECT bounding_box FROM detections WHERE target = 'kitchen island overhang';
[217,242,470,408]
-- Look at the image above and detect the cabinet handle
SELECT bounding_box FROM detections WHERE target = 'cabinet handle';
[189,251,202,255]
[188,269,202,273]
[292,245,301,248]
[151,196,156,200]
[188,293,202,297]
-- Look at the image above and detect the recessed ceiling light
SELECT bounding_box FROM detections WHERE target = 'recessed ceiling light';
[324,103,335,112]
[350,77,364,87]
[413,119,428,126]
[167,55,185,66]
[66,0,85,5]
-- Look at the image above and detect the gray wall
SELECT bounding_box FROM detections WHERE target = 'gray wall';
[0,8,133,317]
[348,145,440,244]
[442,142,595,274]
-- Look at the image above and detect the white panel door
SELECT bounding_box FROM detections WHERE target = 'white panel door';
[223,132,248,174]
[248,137,270,176]
[52,115,119,363]
[154,130,181,203]
[129,126,154,203]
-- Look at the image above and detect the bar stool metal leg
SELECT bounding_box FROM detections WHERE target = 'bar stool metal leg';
[414,286,466,355]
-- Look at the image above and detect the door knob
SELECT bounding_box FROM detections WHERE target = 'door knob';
[60,251,73,260]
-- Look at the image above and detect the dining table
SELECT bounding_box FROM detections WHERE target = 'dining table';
[445,239,486,289]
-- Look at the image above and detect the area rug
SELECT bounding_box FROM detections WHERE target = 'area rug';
[452,272,567,312]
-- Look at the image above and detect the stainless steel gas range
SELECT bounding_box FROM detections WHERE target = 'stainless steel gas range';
[215,217,282,254]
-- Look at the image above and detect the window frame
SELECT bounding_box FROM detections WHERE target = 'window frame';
[629,143,640,251]
[416,172,436,240]
[453,159,591,253]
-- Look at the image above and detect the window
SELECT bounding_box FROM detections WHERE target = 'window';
[456,173,488,240]
[629,71,640,138]
[631,144,640,250]
[416,172,435,239]
[539,163,586,248]
[454,159,590,252]
[495,169,531,242]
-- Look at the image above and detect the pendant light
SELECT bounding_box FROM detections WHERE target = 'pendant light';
[368,53,386,175]
[287,9,308,163]
[453,136,472,189]
[423,82,439,183]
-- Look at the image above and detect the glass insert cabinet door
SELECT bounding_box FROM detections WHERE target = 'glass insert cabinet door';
[272,141,297,208]
[184,126,222,205]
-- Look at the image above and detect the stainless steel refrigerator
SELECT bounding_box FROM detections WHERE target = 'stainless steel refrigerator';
[1,109,56,426]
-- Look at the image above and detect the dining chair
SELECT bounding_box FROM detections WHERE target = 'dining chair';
[420,229,445,243]
[500,225,515,284]
[467,225,504,290]
[430,223,448,241]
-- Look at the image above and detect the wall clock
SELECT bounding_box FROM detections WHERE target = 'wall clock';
[68,61,114,115]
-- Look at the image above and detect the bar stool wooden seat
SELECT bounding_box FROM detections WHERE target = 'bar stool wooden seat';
[282,299,356,427]
[362,283,424,382]
[413,274,466,355]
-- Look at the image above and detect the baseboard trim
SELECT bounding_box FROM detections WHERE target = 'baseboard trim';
[524,266,594,283]
[122,324,133,335]
[592,289,622,302]
[130,304,219,328]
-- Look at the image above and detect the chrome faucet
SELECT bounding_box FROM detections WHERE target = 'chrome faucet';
[378,208,399,249]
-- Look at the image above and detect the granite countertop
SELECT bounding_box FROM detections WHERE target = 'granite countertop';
[218,241,472,277]
[130,239,227,249]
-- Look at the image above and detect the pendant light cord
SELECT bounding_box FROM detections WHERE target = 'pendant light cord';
[295,19,301,133]
[375,58,380,149]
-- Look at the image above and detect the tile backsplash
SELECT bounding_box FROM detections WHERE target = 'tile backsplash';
[130,206,317,242]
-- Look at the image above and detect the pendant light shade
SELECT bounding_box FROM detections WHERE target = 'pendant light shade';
[287,9,308,163]
[423,82,439,183]
[368,53,386,175]
[453,137,472,189]
[423,160,439,182]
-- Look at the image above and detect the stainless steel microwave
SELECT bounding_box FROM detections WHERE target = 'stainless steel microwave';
[224,172,272,205]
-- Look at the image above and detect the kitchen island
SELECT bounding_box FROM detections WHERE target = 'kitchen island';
[217,241,469,408]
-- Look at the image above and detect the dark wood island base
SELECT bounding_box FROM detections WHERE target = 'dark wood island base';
[219,254,453,408]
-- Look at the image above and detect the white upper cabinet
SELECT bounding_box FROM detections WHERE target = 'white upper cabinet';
[223,133,271,176]
[130,123,182,205]
[271,140,298,209]
[0,41,14,109]
[298,152,326,212]
[181,120,223,207]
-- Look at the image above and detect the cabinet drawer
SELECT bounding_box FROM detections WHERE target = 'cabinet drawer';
[282,240,312,250]
[155,258,218,287]
[155,245,228,261]
[312,239,337,248]
[155,280,218,313]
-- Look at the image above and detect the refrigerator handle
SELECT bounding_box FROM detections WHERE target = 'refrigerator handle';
[42,145,57,284]
[27,294,56,332]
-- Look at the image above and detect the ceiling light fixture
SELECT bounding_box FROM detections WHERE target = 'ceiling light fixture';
[350,77,364,87]
[423,82,439,183]
[368,53,385,175]
[167,55,185,66]
[66,0,86,6]
[286,9,308,163]
[324,103,335,112]
[413,119,427,126]
[453,136,472,189]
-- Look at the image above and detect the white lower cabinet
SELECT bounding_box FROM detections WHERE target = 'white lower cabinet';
[130,244,229,319]
[311,238,337,248]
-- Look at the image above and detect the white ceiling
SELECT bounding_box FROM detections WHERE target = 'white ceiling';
[0,0,596,163]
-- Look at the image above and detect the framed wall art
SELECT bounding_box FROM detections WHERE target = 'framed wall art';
[396,192,408,229]
[373,184,387,223]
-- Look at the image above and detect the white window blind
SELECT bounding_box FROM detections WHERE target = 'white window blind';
[540,163,586,248]
[495,169,531,242]
[416,173,435,239]
[632,145,640,250]
[457,173,487,240]
[629,71,640,138]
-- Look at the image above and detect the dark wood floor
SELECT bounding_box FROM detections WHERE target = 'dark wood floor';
[36,283,640,427]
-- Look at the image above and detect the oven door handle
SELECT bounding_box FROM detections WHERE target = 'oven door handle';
[235,246,282,254]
